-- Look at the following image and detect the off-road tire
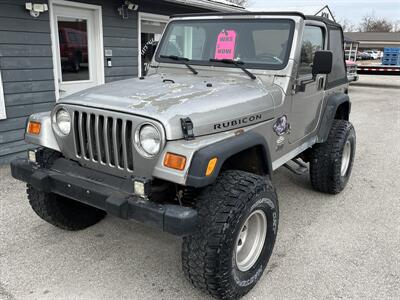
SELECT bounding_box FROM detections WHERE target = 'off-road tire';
[310,119,356,194]
[182,170,279,300]
[27,185,106,230]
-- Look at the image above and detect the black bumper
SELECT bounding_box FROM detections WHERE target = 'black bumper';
[10,158,197,236]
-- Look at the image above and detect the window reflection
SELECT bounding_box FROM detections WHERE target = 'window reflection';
[58,18,89,81]
[299,26,324,75]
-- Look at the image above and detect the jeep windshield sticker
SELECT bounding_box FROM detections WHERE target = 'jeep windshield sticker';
[214,30,237,60]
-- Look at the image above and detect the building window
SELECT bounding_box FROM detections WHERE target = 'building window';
[0,71,6,120]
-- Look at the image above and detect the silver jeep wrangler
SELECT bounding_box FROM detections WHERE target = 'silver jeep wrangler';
[11,12,356,299]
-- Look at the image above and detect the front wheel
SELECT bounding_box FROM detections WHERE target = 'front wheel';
[27,185,106,231]
[182,170,279,299]
[310,119,356,194]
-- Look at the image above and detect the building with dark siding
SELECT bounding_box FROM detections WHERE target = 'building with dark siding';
[344,32,400,50]
[0,0,242,164]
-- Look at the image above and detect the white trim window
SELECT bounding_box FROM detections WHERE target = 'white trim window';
[0,71,6,120]
[138,13,169,77]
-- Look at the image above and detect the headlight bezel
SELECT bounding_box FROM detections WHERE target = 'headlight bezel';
[134,122,163,158]
[52,107,71,136]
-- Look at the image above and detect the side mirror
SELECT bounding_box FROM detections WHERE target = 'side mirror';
[312,51,333,76]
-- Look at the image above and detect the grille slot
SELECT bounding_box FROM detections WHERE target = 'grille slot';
[73,110,134,172]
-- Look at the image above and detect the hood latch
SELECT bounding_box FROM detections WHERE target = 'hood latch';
[180,117,195,140]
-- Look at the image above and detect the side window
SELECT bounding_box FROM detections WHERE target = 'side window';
[299,26,324,75]
[327,28,347,86]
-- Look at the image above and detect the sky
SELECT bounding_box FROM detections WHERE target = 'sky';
[248,0,400,25]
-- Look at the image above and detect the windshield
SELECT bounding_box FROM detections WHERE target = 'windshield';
[156,19,295,70]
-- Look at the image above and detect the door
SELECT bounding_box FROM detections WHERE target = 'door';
[52,3,103,98]
[289,25,326,143]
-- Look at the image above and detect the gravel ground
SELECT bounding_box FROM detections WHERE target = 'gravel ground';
[1,75,399,300]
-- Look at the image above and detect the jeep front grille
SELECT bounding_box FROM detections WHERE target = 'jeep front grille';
[73,111,134,172]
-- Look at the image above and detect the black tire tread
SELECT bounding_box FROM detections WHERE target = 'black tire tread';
[27,185,106,231]
[182,170,276,299]
[310,119,355,194]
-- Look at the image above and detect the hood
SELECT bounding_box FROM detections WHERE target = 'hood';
[60,73,281,140]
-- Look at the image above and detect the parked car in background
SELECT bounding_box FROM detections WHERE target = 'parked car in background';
[58,27,88,72]
[365,50,379,60]
[357,51,371,60]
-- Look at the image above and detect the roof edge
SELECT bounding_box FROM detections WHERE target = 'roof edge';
[171,11,306,18]
[169,11,343,28]
[165,0,245,12]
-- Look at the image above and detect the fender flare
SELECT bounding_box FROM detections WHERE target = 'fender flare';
[186,131,272,188]
[317,93,351,143]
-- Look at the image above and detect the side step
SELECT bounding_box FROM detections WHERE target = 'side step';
[284,158,308,175]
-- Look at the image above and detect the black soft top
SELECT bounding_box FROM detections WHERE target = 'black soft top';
[170,12,342,28]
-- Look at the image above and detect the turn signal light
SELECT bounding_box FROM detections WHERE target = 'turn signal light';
[164,153,186,171]
[27,121,41,135]
[206,157,218,176]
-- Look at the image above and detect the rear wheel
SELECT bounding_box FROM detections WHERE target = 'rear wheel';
[310,119,356,194]
[182,170,279,299]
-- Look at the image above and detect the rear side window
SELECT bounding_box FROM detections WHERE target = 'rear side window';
[327,28,347,87]
[299,26,324,75]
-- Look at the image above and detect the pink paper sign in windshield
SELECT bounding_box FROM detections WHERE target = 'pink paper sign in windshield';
[215,30,237,60]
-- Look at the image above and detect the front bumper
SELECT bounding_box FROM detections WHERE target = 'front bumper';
[10,158,197,236]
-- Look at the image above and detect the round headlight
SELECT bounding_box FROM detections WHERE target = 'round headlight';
[135,124,162,157]
[55,108,71,136]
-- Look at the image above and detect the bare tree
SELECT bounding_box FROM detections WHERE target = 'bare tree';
[339,18,356,32]
[358,15,393,32]
[393,20,400,32]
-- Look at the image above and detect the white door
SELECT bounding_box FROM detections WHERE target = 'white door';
[51,3,104,98]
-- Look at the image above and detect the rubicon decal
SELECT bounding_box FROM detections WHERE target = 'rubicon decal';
[214,114,262,130]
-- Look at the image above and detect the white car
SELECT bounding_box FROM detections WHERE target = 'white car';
[366,50,379,60]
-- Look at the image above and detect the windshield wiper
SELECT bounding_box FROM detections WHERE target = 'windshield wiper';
[160,55,198,75]
[209,58,256,80]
